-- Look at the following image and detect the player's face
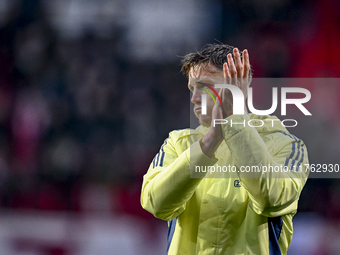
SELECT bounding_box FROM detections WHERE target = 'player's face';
[188,63,223,127]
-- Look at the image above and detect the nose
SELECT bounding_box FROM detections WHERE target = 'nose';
[191,87,202,105]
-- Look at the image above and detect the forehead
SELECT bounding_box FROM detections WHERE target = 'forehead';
[188,63,223,80]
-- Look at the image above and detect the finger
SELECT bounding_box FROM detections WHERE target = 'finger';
[227,53,237,80]
[218,87,223,99]
[215,87,224,110]
[233,48,243,79]
[242,49,250,79]
[223,62,231,84]
[211,89,224,120]
[220,89,228,119]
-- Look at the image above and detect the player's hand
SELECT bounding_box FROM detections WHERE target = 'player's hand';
[220,48,250,117]
[200,48,250,158]
[200,87,224,158]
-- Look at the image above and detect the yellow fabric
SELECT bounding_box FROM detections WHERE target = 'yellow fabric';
[141,114,309,255]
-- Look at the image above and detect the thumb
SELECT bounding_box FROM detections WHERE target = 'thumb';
[217,88,227,119]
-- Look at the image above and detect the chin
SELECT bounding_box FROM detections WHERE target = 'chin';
[195,112,211,127]
[198,117,211,127]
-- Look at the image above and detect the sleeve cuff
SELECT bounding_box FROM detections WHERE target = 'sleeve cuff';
[185,139,218,178]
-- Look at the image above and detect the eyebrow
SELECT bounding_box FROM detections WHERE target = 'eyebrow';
[195,78,216,84]
[196,82,213,87]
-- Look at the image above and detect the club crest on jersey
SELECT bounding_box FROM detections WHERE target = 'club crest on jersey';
[234,180,242,187]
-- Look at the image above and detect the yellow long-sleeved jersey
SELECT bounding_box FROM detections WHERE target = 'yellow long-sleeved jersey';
[141,114,309,255]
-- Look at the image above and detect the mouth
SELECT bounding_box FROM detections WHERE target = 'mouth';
[194,106,201,113]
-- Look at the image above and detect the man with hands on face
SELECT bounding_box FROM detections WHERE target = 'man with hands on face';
[141,44,309,255]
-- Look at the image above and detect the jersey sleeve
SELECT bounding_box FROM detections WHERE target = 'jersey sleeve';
[140,131,217,221]
[222,114,309,217]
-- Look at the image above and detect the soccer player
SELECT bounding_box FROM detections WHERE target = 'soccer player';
[141,44,309,254]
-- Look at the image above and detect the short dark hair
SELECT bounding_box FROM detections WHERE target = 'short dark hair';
[180,43,252,80]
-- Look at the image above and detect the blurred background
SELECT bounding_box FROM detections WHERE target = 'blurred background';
[0,0,340,254]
